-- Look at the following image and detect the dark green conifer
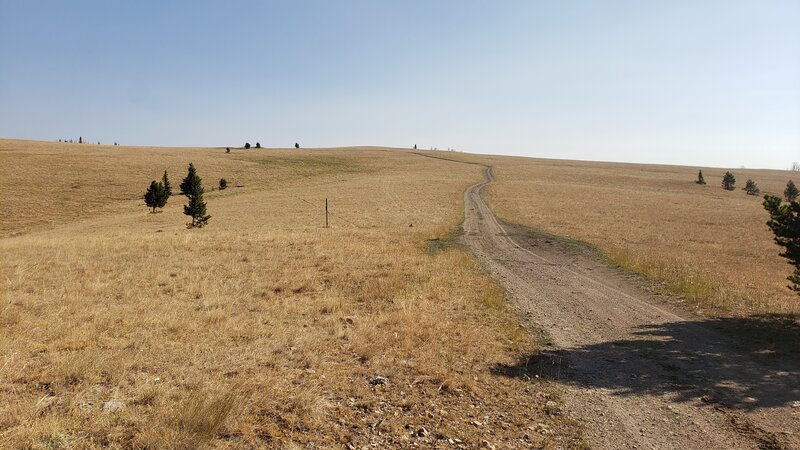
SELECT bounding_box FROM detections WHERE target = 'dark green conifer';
[180,163,211,228]
[696,170,706,185]
[162,170,172,198]
[744,179,760,196]
[144,180,167,213]
[763,195,800,293]
[785,180,798,202]
[722,171,736,190]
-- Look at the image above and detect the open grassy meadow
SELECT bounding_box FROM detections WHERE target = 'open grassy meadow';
[481,155,799,317]
[0,140,583,449]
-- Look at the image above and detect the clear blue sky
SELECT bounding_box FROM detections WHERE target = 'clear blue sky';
[1,1,798,169]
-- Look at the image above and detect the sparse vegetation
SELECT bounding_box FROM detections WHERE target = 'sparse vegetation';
[255,142,261,149]
[744,179,760,196]
[763,194,800,293]
[484,157,800,316]
[786,180,798,202]
[244,142,250,149]
[219,178,227,190]
[180,163,211,228]
[722,171,736,190]
[695,170,706,185]
[0,140,583,448]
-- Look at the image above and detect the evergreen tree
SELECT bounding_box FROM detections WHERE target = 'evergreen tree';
[255,142,261,148]
[294,142,300,149]
[744,179,760,196]
[696,170,706,185]
[722,171,736,190]
[219,178,228,190]
[244,142,251,149]
[785,180,799,202]
[144,180,167,213]
[763,194,800,293]
[162,170,172,199]
[180,163,211,228]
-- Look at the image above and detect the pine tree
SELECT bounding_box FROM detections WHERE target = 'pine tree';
[162,170,172,199]
[219,178,228,190]
[144,180,167,213]
[180,163,211,228]
[696,170,706,185]
[763,195,800,293]
[744,179,760,196]
[722,171,736,190]
[785,180,799,202]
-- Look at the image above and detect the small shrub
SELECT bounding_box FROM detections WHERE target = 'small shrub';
[244,142,251,149]
[219,178,227,190]
[695,170,706,185]
[225,147,230,153]
[722,171,736,190]
[744,179,760,196]
[255,142,261,148]
[294,142,300,149]
[785,180,798,202]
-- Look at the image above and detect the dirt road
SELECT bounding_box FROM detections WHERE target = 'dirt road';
[463,166,800,449]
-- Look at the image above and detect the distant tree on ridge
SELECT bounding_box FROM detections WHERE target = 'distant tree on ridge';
[785,180,798,202]
[722,172,736,191]
[744,179,760,196]
[696,170,706,185]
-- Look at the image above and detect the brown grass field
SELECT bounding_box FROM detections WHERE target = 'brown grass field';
[479,155,799,317]
[0,140,584,449]
[2,138,796,448]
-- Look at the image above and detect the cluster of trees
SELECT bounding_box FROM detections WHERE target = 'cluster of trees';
[697,170,799,293]
[144,164,211,228]
[57,137,119,145]
[236,142,300,151]
[696,170,796,197]
[144,171,173,212]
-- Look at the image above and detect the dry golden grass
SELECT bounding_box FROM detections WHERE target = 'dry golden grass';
[0,140,583,448]
[478,155,799,316]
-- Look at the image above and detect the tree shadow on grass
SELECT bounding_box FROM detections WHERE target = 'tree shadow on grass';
[493,314,800,411]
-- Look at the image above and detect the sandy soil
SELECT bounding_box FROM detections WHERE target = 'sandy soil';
[463,166,800,450]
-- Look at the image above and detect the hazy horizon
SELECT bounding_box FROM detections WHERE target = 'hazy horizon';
[1,1,798,170]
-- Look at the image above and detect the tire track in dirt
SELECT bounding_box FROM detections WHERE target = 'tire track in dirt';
[461,165,799,450]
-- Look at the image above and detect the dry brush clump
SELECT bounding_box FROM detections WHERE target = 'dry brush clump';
[481,156,799,317]
[0,140,584,448]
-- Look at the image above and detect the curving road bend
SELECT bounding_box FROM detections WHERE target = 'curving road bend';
[463,166,799,450]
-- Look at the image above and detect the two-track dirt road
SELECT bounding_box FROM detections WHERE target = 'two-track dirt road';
[463,166,800,449]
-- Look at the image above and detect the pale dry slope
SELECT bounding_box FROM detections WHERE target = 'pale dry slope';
[0,140,584,448]
[464,166,799,450]
[480,155,798,316]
